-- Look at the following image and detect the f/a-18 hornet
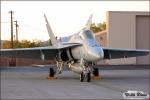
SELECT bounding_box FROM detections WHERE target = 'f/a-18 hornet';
[1,14,149,82]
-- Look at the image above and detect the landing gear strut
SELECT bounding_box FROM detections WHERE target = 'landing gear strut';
[56,61,64,74]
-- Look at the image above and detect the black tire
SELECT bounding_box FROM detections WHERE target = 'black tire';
[87,72,91,82]
[93,68,99,76]
[49,68,55,77]
[80,72,84,82]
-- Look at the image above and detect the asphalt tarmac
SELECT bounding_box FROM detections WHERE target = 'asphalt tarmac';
[1,66,149,100]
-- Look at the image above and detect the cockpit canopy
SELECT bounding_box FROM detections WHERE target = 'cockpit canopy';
[79,29,95,40]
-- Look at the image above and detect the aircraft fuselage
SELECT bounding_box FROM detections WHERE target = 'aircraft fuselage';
[69,29,104,62]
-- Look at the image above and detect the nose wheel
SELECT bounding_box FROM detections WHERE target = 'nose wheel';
[87,72,91,82]
[80,72,84,82]
[80,71,91,82]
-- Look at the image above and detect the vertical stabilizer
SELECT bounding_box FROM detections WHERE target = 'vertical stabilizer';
[44,14,57,45]
[86,14,93,29]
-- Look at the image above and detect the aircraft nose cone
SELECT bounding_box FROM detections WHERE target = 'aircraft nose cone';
[88,47,104,61]
[94,49,104,60]
[91,52,101,60]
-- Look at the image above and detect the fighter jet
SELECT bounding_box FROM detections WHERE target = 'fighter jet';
[1,14,149,82]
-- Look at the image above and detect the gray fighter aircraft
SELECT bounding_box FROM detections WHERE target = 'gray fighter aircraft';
[1,14,149,82]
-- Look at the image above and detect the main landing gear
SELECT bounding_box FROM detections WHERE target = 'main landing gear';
[47,67,56,80]
[47,61,64,80]
[49,68,55,77]
[92,68,101,80]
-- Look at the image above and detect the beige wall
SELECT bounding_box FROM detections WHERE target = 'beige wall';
[136,16,150,64]
[107,11,150,64]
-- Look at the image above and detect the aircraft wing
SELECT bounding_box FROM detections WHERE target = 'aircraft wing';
[102,47,150,59]
[0,43,81,60]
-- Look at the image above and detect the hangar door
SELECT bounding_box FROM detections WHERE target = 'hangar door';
[136,15,150,64]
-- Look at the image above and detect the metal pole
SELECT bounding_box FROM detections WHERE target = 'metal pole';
[8,11,16,67]
[9,10,14,48]
[0,22,1,48]
[14,20,19,42]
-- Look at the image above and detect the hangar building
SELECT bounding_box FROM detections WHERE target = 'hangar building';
[96,11,150,65]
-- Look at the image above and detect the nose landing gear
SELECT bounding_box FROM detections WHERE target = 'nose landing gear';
[80,67,91,82]
[80,72,84,82]
[80,72,91,82]
[80,68,101,82]
[87,72,91,82]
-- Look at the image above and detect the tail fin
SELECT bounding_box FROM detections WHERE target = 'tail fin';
[44,14,57,45]
[86,14,93,29]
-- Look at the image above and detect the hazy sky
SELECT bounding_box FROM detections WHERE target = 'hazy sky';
[1,1,149,41]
